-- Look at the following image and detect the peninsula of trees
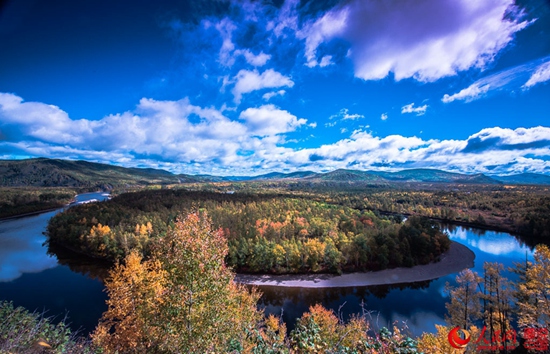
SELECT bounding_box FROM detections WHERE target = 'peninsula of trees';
[46,189,450,274]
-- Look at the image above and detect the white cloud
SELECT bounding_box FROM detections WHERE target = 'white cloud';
[0,93,251,169]
[381,113,388,121]
[2,93,550,176]
[213,17,271,68]
[442,84,491,103]
[298,7,348,68]
[319,55,333,67]
[232,69,294,103]
[442,56,550,103]
[301,0,530,82]
[262,89,286,101]
[463,126,550,151]
[233,49,271,67]
[523,60,550,89]
[0,93,92,145]
[267,0,299,37]
[330,108,364,120]
[215,18,237,67]
[401,103,428,116]
[238,104,307,136]
[276,126,550,175]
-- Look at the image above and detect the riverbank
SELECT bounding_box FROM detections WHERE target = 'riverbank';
[0,206,63,221]
[0,191,112,221]
[235,241,474,288]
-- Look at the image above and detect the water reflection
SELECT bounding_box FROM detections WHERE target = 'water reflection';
[47,242,111,282]
[446,227,533,264]
[0,264,108,334]
[0,192,111,334]
[0,192,109,282]
[255,280,440,336]
[0,198,541,337]
[0,211,59,282]
[252,226,537,337]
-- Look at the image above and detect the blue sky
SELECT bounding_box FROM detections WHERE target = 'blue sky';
[1,0,550,176]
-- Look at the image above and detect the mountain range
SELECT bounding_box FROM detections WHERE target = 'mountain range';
[1,158,549,188]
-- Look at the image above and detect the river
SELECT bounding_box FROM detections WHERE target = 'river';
[0,193,536,337]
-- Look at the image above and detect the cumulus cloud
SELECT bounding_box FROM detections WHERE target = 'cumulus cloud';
[280,126,550,175]
[0,93,93,145]
[381,113,388,121]
[239,50,271,67]
[2,93,550,176]
[523,60,550,89]
[239,104,307,136]
[232,69,294,103]
[461,126,550,153]
[300,0,530,82]
[401,103,428,116]
[0,93,264,171]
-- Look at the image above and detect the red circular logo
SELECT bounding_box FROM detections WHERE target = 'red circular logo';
[448,326,471,349]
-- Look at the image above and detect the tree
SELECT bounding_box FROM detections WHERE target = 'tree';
[445,269,482,329]
[418,324,481,354]
[517,244,550,329]
[480,262,513,348]
[92,211,262,353]
[92,250,166,352]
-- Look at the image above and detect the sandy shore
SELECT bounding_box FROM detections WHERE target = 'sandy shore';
[235,241,474,288]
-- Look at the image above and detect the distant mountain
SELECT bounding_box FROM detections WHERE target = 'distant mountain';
[312,169,385,182]
[1,158,549,188]
[251,171,319,180]
[371,169,501,184]
[0,158,203,188]
[491,173,550,185]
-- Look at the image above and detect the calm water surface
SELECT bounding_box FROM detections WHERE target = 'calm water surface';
[253,224,536,336]
[0,197,536,336]
[0,192,110,334]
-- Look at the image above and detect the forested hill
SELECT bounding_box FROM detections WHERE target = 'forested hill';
[2,158,550,187]
[0,158,213,188]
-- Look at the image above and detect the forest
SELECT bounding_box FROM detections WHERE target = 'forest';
[46,189,450,274]
[4,211,550,353]
[182,180,550,241]
[0,187,78,219]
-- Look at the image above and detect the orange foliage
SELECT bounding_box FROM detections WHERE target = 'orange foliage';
[92,251,166,352]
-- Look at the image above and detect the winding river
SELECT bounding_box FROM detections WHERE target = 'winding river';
[0,192,536,337]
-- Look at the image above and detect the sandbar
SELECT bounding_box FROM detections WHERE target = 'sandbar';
[235,241,474,288]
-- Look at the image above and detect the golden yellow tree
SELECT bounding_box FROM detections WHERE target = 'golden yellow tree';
[445,269,482,329]
[517,244,550,328]
[92,211,261,354]
[92,250,166,353]
[418,324,481,354]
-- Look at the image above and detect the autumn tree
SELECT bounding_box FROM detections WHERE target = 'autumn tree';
[418,324,481,354]
[516,244,550,329]
[445,269,482,329]
[92,211,262,354]
[480,262,514,345]
[92,250,166,352]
